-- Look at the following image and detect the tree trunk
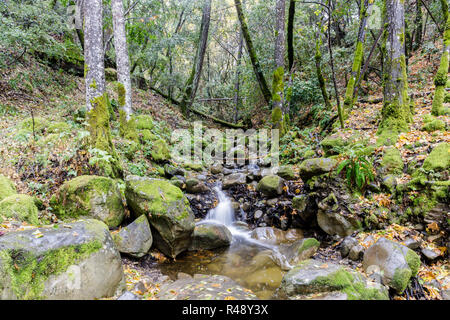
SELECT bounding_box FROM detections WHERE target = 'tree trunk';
[413,0,423,51]
[272,0,286,132]
[431,0,449,116]
[180,0,212,115]
[84,0,121,178]
[234,0,272,105]
[315,35,332,111]
[378,0,411,145]
[343,0,372,112]
[233,31,244,123]
[287,0,296,72]
[111,0,137,141]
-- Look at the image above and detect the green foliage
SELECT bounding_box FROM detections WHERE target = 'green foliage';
[336,151,375,193]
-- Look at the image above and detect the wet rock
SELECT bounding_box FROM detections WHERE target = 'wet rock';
[196,174,208,181]
[157,274,258,300]
[298,158,338,182]
[125,176,195,258]
[210,163,224,174]
[278,238,320,268]
[256,175,284,198]
[421,248,440,261]
[189,222,232,251]
[164,164,185,178]
[170,176,185,189]
[280,259,388,300]
[348,245,364,261]
[277,165,297,180]
[242,202,251,212]
[292,195,307,213]
[112,215,153,258]
[118,291,140,300]
[247,168,262,181]
[254,210,264,219]
[340,236,358,258]
[250,227,285,244]
[363,237,421,293]
[50,175,125,228]
[185,178,208,194]
[266,198,279,206]
[222,173,246,189]
[404,238,421,250]
[0,219,124,299]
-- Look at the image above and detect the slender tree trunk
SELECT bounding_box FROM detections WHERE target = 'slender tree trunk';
[272,0,286,131]
[287,0,296,72]
[234,0,272,105]
[315,35,332,111]
[111,0,137,141]
[84,0,121,177]
[431,0,449,116]
[343,0,372,112]
[233,31,244,123]
[413,0,423,50]
[379,0,411,145]
[180,0,212,115]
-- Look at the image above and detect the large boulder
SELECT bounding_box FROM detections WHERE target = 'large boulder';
[363,237,421,293]
[157,274,258,300]
[112,215,153,258]
[50,176,125,228]
[256,175,284,198]
[317,193,357,237]
[185,178,208,194]
[298,158,338,182]
[280,259,388,300]
[0,175,17,201]
[277,166,297,180]
[189,222,232,251]
[278,238,320,269]
[222,173,246,189]
[0,219,124,300]
[125,176,195,258]
[0,194,40,225]
[151,139,171,162]
[422,142,449,172]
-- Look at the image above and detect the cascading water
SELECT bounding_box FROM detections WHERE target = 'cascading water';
[205,186,236,227]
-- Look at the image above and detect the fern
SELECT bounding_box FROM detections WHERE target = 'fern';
[336,154,375,193]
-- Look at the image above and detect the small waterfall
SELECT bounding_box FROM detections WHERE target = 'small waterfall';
[205,186,236,226]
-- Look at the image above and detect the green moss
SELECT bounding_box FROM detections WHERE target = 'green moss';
[151,139,171,162]
[135,115,154,130]
[297,238,320,255]
[344,41,364,110]
[380,147,404,174]
[46,122,71,134]
[119,111,138,142]
[0,194,39,225]
[19,117,49,134]
[272,67,284,103]
[311,268,388,300]
[422,118,445,132]
[0,240,102,299]
[0,175,17,202]
[391,267,412,293]
[183,162,203,172]
[423,142,450,172]
[405,250,420,276]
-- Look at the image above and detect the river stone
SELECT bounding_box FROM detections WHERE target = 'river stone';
[189,222,232,251]
[0,194,40,225]
[278,238,320,268]
[298,158,338,182]
[0,175,17,202]
[222,173,246,189]
[256,175,284,198]
[317,193,357,237]
[50,175,125,228]
[210,163,224,174]
[157,274,258,300]
[0,219,124,300]
[292,195,307,213]
[163,164,184,178]
[280,259,389,300]
[112,215,153,258]
[250,227,286,245]
[363,237,421,293]
[348,244,364,261]
[340,236,358,258]
[185,178,208,194]
[117,291,140,300]
[277,166,297,180]
[125,176,195,258]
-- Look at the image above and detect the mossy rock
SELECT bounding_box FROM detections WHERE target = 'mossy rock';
[0,175,17,201]
[124,176,195,258]
[46,122,71,134]
[151,139,171,162]
[320,136,346,155]
[277,165,296,180]
[298,158,338,182]
[139,129,157,144]
[189,222,232,251]
[183,162,203,172]
[422,117,445,132]
[256,175,284,198]
[380,147,404,175]
[0,194,39,225]
[0,219,124,300]
[50,176,125,228]
[303,150,316,159]
[135,115,154,130]
[422,143,450,172]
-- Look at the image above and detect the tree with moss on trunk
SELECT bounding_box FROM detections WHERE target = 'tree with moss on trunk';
[84,0,122,178]
[111,0,138,142]
[377,0,412,146]
[431,0,449,116]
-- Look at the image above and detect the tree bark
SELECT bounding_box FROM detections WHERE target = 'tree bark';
[234,0,272,105]
[287,0,296,72]
[273,0,286,121]
[233,31,244,123]
[180,0,212,115]
[379,0,411,143]
[413,0,423,51]
[431,0,449,116]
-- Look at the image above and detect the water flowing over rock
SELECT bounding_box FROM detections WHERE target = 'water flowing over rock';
[157,274,258,300]
[222,173,247,189]
[50,175,125,228]
[0,219,124,300]
[112,215,153,258]
[125,175,195,258]
[363,237,421,293]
